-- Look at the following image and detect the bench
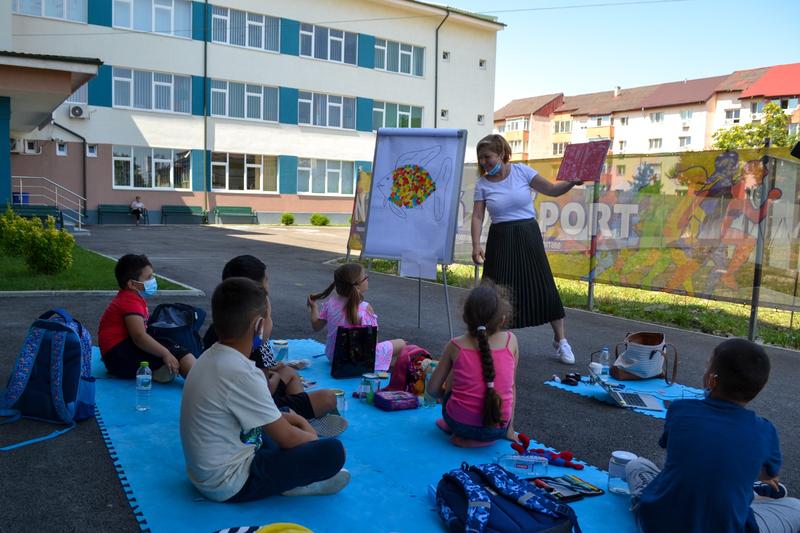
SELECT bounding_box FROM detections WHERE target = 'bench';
[97,204,149,225]
[161,205,207,225]
[213,206,257,224]
[11,205,64,228]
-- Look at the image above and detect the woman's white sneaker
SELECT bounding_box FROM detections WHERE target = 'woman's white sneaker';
[554,340,575,365]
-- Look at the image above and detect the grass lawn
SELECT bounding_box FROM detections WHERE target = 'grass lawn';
[0,245,186,291]
[354,259,800,350]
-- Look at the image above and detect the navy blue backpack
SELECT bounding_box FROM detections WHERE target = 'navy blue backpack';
[147,303,206,357]
[0,309,95,451]
[436,463,581,533]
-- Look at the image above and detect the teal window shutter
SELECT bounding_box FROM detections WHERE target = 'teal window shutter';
[356,97,374,132]
[191,2,208,41]
[279,87,298,124]
[88,0,112,27]
[191,76,205,116]
[357,34,375,69]
[191,149,207,191]
[88,65,112,107]
[280,19,300,56]
[278,155,298,194]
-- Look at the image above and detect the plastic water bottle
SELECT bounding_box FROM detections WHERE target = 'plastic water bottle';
[600,346,610,378]
[423,361,439,407]
[136,361,152,412]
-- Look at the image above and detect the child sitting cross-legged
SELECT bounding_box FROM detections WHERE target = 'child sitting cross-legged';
[180,278,349,502]
[98,254,195,382]
[625,338,800,533]
[426,282,518,447]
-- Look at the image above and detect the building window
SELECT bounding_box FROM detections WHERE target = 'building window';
[112,0,192,38]
[66,85,88,104]
[298,23,357,65]
[619,117,628,126]
[616,165,626,175]
[478,59,487,69]
[297,91,355,130]
[618,140,627,151]
[210,152,277,192]
[441,51,450,61]
[553,120,571,133]
[680,110,693,121]
[553,142,568,156]
[56,143,68,156]
[750,101,764,114]
[112,67,190,114]
[439,109,449,120]
[86,144,98,157]
[648,138,662,150]
[210,79,278,122]
[594,115,610,127]
[679,136,691,148]
[113,145,191,189]
[210,6,279,52]
[496,124,505,133]
[477,114,485,125]
[14,0,87,22]
[375,38,424,76]
[372,101,423,130]
[649,112,664,123]
[510,140,523,153]
[725,109,740,124]
[296,159,355,195]
[506,118,529,131]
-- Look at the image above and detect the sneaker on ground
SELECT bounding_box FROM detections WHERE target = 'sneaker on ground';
[281,468,351,497]
[554,340,575,365]
[753,481,788,499]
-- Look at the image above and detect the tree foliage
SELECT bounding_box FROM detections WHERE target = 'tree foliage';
[712,102,799,150]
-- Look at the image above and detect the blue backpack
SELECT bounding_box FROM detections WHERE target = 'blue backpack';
[0,309,95,451]
[436,463,581,533]
[147,303,205,357]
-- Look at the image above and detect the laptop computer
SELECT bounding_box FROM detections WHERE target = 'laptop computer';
[588,369,665,412]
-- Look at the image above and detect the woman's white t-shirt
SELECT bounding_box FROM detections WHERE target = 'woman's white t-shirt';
[473,164,538,223]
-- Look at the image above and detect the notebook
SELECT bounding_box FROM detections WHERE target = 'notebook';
[589,370,665,412]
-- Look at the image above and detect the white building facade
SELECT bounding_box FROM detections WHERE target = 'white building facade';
[9,0,501,223]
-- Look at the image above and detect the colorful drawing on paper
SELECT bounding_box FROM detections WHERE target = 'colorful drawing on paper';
[375,145,452,221]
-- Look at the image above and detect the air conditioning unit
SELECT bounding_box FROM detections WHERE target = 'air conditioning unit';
[10,139,21,153]
[69,104,89,119]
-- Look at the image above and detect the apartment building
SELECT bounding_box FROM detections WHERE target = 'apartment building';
[6,0,502,223]
[494,63,800,162]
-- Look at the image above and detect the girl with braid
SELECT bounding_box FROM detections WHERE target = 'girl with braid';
[427,282,519,447]
[308,262,405,372]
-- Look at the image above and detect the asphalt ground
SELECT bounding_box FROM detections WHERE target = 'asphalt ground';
[1,225,798,532]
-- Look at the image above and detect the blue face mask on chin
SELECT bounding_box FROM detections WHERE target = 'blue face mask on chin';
[485,162,502,177]
[141,278,158,297]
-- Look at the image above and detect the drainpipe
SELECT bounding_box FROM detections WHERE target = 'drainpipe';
[434,8,450,128]
[52,120,87,208]
[203,0,209,213]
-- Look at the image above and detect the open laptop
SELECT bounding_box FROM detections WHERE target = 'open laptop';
[588,369,665,412]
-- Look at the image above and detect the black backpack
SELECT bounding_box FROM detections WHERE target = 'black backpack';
[436,463,581,533]
[146,303,206,357]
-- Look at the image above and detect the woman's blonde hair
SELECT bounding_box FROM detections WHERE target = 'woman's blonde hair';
[476,134,512,175]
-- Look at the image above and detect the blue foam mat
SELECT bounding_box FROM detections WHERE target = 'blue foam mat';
[93,340,637,532]
[545,376,704,419]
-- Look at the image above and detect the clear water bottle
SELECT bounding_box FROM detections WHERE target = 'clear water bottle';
[600,346,610,378]
[423,361,439,407]
[136,361,152,412]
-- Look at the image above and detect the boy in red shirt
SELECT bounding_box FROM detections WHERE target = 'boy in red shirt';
[99,254,196,382]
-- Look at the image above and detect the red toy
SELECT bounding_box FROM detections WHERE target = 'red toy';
[511,433,585,470]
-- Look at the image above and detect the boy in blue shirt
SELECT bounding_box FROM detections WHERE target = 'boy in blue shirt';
[625,338,800,532]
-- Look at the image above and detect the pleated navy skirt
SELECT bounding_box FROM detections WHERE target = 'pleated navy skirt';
[482,218,565,329]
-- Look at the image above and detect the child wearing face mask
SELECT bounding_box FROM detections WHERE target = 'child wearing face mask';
[98,253,196,382]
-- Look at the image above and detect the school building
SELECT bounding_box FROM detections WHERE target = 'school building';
[5,0,503,225]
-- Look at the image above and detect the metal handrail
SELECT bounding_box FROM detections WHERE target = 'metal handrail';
[11,176,87,230]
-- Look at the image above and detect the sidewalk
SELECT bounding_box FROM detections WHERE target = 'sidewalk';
[1,225,798,532]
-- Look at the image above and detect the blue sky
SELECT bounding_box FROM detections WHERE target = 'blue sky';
[446,0,800,109]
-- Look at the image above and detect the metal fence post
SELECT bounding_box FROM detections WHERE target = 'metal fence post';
[747,152,775,341]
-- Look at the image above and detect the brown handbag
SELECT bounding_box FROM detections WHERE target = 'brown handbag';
[610,332,679,385]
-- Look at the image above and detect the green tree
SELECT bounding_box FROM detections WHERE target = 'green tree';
[712,102,799,150]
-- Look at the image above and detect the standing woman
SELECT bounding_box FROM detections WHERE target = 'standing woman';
[471,134,581,364]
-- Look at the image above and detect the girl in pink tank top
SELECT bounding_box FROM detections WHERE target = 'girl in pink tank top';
[426,282,519,446]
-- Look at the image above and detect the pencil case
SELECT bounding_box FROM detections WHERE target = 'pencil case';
[374,390,418,411]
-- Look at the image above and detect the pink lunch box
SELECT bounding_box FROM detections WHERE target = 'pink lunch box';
[374,390,419,411]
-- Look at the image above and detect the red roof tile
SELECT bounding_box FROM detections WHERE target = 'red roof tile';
[638,75,728,109]
[714,67,769,92]
[740,63,800,98]
[494,93,562,121]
